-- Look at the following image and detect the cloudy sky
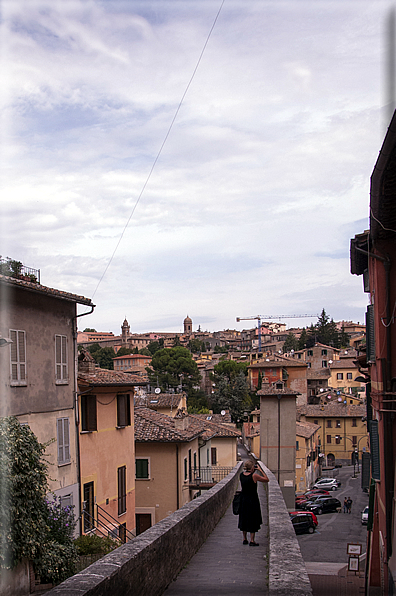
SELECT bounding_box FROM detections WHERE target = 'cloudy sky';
[1,0,392,334]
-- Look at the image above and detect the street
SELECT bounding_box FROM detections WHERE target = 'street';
[296,465,369,564]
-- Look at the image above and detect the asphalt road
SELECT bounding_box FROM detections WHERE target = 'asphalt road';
[296,465,369,564]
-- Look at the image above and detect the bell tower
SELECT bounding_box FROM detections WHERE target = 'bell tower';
[183,315,192,335]
[121,318,130,345]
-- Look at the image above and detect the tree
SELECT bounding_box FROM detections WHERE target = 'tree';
[146,347,201,394]
[298,328,308,350]
[83,328,97,332]
[212,360,248,384]
[339,325,350,349]
[138,347,151,356]
[115,346,133,357]
[210,372,252,422]
[214,345,228,353]
[87,344,116,369]
[0,417,78,584]
[146,339,164,356]
[188,338,205,354]
[187,389,209,414]
[282,332,298,353]
[307,309,341,348]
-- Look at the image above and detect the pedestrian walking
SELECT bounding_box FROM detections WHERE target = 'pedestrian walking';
[343,497,348,513]
[347,496,353,514]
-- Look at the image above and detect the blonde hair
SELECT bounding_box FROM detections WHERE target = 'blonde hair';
[244,460,255,472]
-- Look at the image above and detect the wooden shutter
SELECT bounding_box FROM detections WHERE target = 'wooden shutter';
[55,335,62,380]
[87,396,97,431]
[61,335,67,380]
[366,305,376,363]
[369,420,380,481]
[57,418,70,464]
[118,466,126,515]
[10,329,26,382]
[10,329,18,380]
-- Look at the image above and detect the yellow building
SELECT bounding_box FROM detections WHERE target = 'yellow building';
[297,403,368,467]
[295,421,321,494]
[328,357,365,396]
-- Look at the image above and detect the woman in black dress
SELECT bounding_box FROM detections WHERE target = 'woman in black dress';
[238,459,269,546]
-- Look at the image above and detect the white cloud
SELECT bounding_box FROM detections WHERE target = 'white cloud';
[0,0,389,333]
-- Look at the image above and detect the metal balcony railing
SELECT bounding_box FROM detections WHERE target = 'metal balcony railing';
[0,257,40,283]
[192,466,234,485]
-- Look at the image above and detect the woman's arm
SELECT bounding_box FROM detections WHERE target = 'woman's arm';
[253,470,269,483]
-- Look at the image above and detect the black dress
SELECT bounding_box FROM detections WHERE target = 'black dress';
[238,472,262,533]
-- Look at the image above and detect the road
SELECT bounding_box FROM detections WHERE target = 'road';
[296,465,369,564]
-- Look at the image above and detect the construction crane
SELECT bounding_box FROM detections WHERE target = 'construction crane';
[236,314,318,353]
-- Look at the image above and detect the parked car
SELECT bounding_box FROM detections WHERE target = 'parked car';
[361,506,369,525]
[290,510,318,527]
[316,476,341,487]
[304,489,330,498]
[290,513,316,534]
[313,478,339,491]
[304,496,342,515]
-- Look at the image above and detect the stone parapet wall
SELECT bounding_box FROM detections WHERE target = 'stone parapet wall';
[47,461,243,596]
[258,461,313,596]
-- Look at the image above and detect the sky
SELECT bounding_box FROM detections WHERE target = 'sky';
[1,0,393,335]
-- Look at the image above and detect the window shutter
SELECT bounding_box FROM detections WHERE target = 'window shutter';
[55,335,62,380]
[366,305,376,363]
[57,418,64,463]
[369,420,380,481]
[61,335,67,379]
[10,330,18,380]
[63,418,70,462]
[18,331,26,380]
[87,396,97,431]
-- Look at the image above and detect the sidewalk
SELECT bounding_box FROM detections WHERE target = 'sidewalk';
[306,562,365,596]
[163,478,269,595]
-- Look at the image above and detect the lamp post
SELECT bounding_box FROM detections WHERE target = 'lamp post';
[343,435,367,477]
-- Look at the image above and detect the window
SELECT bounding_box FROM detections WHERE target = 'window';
[326,435,331,444]
[321,349,327,356]
[10,329,26,385]
[184,457,188,481]
[322,361,327,368]
[55,334,68,383]
[336,420,341,428]
[326,420,332,428]
[193,451,197,472]
[118,466,126,515]
[352,418,357,427]
[297,353,302,359]
[206,448,210,465]
[314,420,318,425]
[119,523,127,544]
[296,440,299,451]
[57,418,70,465]
[337,373,343,380]
[60,493,73,509]
[307,350,313,357]
[307,362,311,368]
[136,458,149,479]
[335,435,341,444]
[347,372,353,380]
[117,394,131,427]
[81,395,97,431]
[83,481,94,532]
[352,436,357,447]
[211,447,217,465]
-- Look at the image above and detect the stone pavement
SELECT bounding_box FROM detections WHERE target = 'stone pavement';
[163,478,269,595]
[306,562,365,596]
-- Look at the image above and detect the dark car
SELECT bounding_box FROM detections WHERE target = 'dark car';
[290,513,316,534]
[305,496,341,515]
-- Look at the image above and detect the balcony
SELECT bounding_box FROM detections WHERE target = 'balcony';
[0,257,40,284]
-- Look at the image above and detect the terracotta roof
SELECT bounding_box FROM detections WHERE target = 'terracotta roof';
[113,354,151,361]
[134,407,200,442]
[296,421,321,439]
[0,274,93,306]
[329,359,359,370]
[136,392,186,409]
[297,403,366,417]
[187,414,241,439]
[258,386,301,396]
[249,359,306,369]
[78,369,144,386]
[307,369,330,379]
[194,412,233,424]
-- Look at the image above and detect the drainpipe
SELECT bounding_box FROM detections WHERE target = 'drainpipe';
[73,304,95,535]
[277,395,281,484]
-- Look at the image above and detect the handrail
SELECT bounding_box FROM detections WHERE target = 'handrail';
[96,504,135,541]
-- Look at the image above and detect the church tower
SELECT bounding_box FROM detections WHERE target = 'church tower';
[183,315,192,335]
[121,318,130,345]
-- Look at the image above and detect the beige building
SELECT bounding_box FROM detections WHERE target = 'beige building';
[77,351,143,541]
[297,403,368,467]
[328,357,364,395]
[113,353,151,377]
[295,421,321,494]
[0,272,94,525]
[135,392,187,417]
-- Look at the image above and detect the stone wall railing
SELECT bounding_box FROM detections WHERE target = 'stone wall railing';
[258,461,312,596]
[47,461,243,596]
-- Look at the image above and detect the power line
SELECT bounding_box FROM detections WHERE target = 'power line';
[92,0,226,299]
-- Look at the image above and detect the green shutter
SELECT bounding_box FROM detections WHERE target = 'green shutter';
[369,420,380,481]
[366,305,376,363]
[136,459,148,479]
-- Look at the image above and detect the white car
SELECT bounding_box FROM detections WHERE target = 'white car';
[313,478,339,491]
[361,506,369,525]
